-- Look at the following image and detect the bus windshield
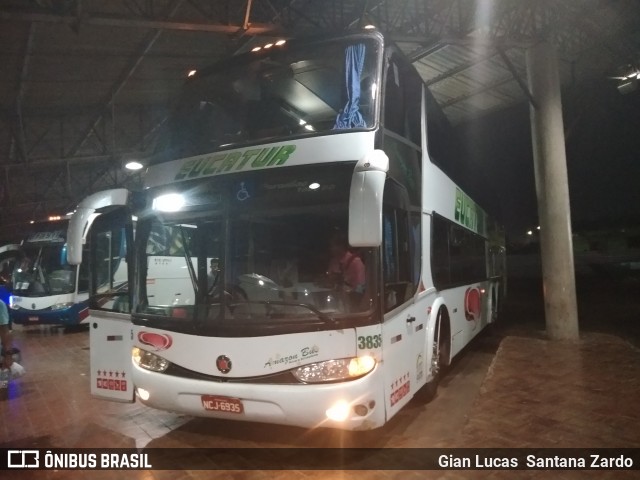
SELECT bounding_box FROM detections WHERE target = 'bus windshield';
[151,36,380,163]
[12,243,77,296]
[134,164,377,332]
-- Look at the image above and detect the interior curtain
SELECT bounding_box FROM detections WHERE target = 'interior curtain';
[334,43,367,129]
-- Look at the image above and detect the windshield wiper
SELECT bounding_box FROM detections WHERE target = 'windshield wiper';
[230,300,337,325]
[177,226,199,295]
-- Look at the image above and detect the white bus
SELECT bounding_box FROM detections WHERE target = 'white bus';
[8,220,93,326]
[67,30,505,430]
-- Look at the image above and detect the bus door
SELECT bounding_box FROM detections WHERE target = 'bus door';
[62,188,134,402]
[86,207,135,402]
[380,187,425,416]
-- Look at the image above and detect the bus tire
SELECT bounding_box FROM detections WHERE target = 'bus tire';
[419,308,448,403]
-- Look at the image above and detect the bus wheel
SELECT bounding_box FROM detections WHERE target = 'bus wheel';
[419,310,446,402]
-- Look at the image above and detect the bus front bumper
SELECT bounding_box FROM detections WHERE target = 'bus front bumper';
[10,304,89,326]
[131,363,386,431]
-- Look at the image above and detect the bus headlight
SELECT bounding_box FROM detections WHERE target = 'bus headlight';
[8,296,19,310]
[292,356,376,383]
[132,347,170,372]
[50,302,75,311]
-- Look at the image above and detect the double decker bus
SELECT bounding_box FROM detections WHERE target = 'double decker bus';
[67,29,505,430]
[8,219,92,326]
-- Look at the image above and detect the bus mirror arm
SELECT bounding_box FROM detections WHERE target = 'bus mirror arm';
[66,188,130,265]
[348,150,389,248]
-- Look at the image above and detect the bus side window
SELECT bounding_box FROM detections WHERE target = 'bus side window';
[383,54,422,147]
[431,214,450,289]
[382,207,420,313]
[78,244,89,293]
[383,57,406,135]
[431,213,488,289]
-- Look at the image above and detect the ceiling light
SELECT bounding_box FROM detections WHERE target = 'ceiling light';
[152,193,186,212]
[275,39,286,46]
[264,43,273,49]
[251,46,261,52]
[125,161,144,171]
[187,69,197,77]
[308,182,320,190]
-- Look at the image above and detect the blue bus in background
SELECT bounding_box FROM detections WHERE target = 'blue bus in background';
[8,220,91,326]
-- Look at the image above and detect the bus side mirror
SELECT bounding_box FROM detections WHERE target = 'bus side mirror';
[348,150,389,247]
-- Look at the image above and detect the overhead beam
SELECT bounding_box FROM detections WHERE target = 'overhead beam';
[439,76,515,109]
[423,48,500,87]
[65,0,186,158]
[497,48,537,108]
[2,152,143,170]
[389,34,534,50]
[14,23,36,164]
[0,10,278,35]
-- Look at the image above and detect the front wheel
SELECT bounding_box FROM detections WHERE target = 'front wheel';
[418,311,446,402]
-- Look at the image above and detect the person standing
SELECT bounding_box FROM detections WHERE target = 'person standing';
[0,299,13,370]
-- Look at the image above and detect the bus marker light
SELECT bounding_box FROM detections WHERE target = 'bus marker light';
[326,400,351,422]
[348,356,375,376]
[353,404,368,417]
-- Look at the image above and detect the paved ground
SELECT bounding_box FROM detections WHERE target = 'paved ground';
[1,269,639,479]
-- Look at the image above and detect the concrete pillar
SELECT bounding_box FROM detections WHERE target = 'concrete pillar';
[526,42,580,340]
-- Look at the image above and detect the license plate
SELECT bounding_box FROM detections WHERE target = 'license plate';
[201,395,244,414]
[28,316,39,322]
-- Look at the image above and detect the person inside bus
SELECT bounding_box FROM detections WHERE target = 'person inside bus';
[322,231,365,303]
[207,258,220,294]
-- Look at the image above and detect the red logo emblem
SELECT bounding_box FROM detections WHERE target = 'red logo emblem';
[138,331,173,351]
[464,287,482,321]
[216,355,232,374]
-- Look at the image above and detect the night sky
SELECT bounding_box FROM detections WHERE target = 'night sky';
[454,78,640,240]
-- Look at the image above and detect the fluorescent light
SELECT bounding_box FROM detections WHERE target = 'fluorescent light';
[152,193,186,212]
[251,46,261,52]
[187,69,197,77]
[125,161,144,171]
[275,39,286,46]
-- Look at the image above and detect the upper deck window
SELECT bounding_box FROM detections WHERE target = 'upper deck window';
[153,37,381,164]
